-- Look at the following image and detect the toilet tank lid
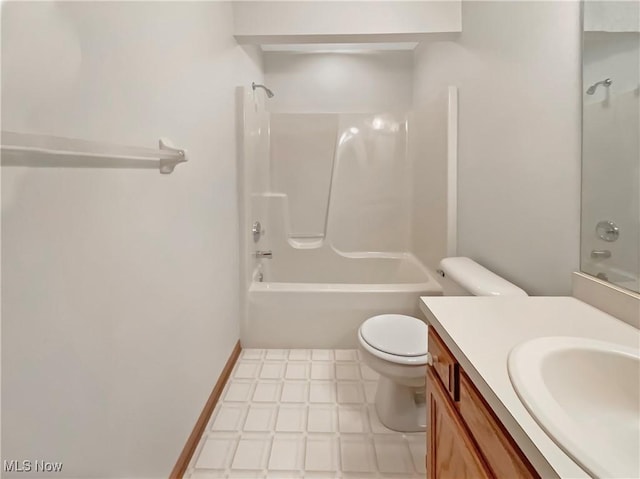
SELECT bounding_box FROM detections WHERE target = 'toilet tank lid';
[439,257,528,296]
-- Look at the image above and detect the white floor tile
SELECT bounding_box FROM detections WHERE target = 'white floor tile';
[336,362,361,380]
[407,435,427,474]
[231,434,271,470]
[367,404,395,434]
[195,433,238,469]
[188,470,226,478]
[241,349,264,360]
[307,405,338,433]
[275,404,307,432]
[309,381,336,403]
[310,362,334,380]
[252,381,282,403]
[340,435,377,473]
[268,434,305,471]
[303,473,343,479]
[337,382,365,404]
[234,361,260,379]
[305,434,339,472]
[360,363,380,381]
[374,436,415,474]
[260,361,285,379]
[224,380,254,402]
[210,404,246,432]
[338,405,368,433]
[364,381,377,404]
[334,349,358,362]
[280,381,309,403]
[288,349,311,361]
[285,362,309,380]
[311,349,334,361]
[190,348,427,478]
[243,404,277,432]
[265,349,289,360]
[266,472,301,479]
[226,471,263,478]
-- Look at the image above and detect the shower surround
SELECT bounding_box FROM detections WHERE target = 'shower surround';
[238,87,440,348]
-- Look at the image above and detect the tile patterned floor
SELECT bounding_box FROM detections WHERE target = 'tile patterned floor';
[185,349,426,479]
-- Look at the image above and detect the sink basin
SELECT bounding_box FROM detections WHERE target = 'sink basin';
[508,336,640,478]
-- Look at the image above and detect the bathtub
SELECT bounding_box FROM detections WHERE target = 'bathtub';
[243,253,442,348]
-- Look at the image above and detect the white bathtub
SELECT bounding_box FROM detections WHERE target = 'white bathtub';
[243,253,442,348]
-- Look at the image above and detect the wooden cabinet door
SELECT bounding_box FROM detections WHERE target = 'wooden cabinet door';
[458,372,539,479]
[427,367,492,479]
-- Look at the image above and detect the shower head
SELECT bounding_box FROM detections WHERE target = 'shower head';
[252,82,275,98]
[586,78,612,95]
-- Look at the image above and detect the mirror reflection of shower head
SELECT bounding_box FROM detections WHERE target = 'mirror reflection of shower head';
[252,82,274,98]
[586,78,612,95]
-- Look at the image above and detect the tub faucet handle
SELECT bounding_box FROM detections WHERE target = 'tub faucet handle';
[254,250,273,259]
[252,221,265,242]
[591,249,611,259]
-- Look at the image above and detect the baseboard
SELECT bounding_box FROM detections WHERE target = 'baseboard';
[169,340,242,478]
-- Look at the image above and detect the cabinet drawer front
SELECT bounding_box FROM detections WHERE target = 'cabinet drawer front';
[428,329,459,400]
[458,372,539,479]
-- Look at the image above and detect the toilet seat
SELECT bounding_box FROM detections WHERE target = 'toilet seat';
[359,314,429,366]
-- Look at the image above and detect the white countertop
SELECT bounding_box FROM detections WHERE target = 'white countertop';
[419,296,640,479]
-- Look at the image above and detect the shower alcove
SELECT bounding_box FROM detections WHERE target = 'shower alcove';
[237,84,442,348]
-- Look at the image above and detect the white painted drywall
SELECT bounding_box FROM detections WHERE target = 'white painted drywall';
[264,51,413,113]
[584,0,640,32]
[233,1,461,42]
[412,1,581,295]
[1,2,262,477]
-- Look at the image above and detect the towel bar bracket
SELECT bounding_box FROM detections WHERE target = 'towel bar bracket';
[159,138,187,174]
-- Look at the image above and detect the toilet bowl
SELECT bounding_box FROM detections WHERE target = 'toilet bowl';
[358,256,528,432]
[357,314,429,432]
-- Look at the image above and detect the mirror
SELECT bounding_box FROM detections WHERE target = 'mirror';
[581,1,640,293]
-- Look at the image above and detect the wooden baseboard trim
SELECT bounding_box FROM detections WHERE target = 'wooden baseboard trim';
[169,340,242,479]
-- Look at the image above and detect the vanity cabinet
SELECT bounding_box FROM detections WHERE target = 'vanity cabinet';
[427,329,539,479]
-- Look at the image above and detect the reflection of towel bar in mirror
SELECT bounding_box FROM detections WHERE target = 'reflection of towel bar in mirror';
[0,131,187,174]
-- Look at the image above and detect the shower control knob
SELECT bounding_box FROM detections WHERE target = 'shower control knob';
[252,221,264,242]
[596,220,619,242]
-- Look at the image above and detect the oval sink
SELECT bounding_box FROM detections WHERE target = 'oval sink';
[508,336,640,478]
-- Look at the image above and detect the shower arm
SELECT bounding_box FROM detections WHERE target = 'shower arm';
[251,82,275,98]
[586,78,612,95]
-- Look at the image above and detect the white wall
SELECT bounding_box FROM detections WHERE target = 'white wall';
[233,1,461,42]
[412,1,582,295]
[584,0,640,32]
[1,2,262,477]
[264,51,413,113]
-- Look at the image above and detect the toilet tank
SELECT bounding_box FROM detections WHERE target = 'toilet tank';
[438,257,528,296]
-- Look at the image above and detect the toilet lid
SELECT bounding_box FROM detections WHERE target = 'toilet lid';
[360,314,427,357]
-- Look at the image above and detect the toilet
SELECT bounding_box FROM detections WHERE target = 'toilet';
[357,257,527,432]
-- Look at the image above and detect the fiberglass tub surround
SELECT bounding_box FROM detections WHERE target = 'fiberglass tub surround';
[239,93,440,348]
